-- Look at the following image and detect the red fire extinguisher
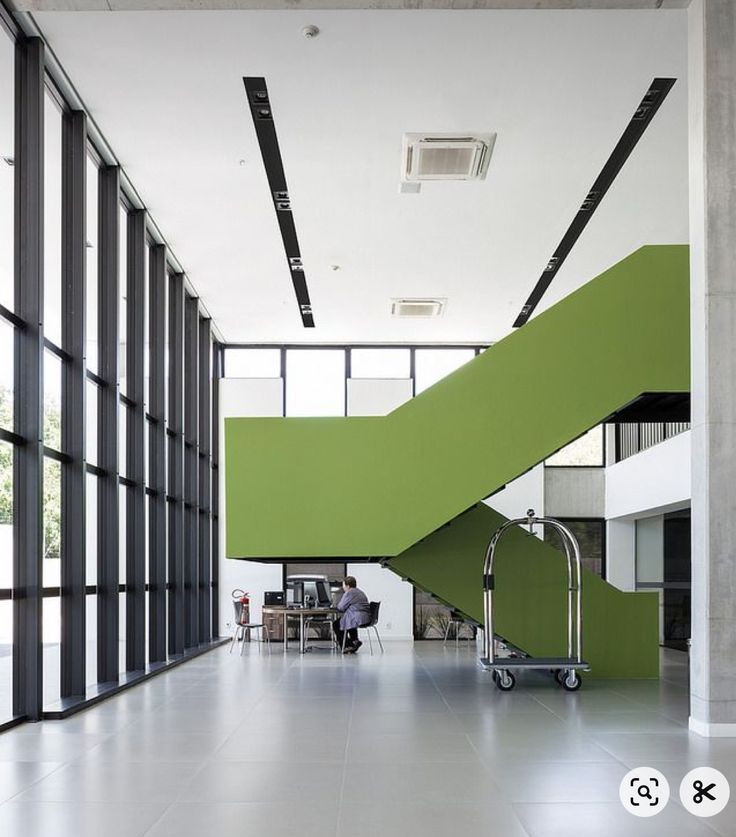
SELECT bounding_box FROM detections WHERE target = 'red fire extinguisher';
[232,589,250,625]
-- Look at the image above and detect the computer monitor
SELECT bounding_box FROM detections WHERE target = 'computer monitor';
[286,575,332,607]
[291,580,304,606]
[315,580,332,607]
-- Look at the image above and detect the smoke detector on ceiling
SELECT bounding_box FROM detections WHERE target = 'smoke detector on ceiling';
[402,133,495,183]
[391,298,446,318]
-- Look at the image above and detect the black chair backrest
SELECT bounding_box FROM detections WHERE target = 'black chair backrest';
[367,601,380,627]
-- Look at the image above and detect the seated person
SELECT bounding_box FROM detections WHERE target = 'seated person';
[333,576,372,654]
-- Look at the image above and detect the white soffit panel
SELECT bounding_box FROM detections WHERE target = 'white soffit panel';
[220,377,283,417]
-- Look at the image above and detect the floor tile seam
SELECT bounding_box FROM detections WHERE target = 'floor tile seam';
[209,648,298,752]
[333,662,356,837]
[587,736,665,772]
[604,689,690,716]
[525,692,574,726]
[655,709,691,726]
[138,798,177,837]
[413,649,499,776]
[33,734,119,768]
[467,727,635,769]
[591,728,693,743]
[0,760,70,805]
[167,647,297,801]
[528,706,685,726]
[512,797,728,834]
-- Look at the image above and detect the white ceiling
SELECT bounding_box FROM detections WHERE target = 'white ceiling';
[34,9,689,344]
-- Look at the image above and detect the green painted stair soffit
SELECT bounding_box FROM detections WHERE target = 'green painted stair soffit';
[225,245,689,558]
[388,503,660,678]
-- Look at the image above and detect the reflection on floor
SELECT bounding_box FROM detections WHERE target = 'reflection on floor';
[0,642,734,837]
[0,640,134,722]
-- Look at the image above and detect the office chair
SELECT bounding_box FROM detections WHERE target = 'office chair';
[342,601,384,655]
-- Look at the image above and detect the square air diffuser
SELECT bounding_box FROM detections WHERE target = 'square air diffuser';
[391,298,445,318]
[402,133,495,182]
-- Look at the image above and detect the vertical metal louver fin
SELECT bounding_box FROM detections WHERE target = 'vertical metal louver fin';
[243,77,315,328]
[512,77,676,329]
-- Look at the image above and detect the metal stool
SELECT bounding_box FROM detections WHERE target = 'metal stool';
[443,612,472,645]
[303,615,335,652]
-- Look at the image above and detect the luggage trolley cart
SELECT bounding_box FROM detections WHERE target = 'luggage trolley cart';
[480,509,590,692]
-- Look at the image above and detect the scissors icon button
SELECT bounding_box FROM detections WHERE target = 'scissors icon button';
[680,768,730,817]
[693,780,716,804]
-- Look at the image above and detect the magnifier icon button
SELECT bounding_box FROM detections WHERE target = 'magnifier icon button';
[620,767,670,817]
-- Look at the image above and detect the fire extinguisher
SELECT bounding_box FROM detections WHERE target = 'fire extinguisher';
[232,589,250,625]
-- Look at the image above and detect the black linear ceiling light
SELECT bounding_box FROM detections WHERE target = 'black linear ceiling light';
[243,77,315,328]
[512,77,676,329]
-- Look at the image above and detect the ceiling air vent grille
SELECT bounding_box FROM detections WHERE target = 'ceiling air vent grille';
[391,298,445,318]
[403,133,495,182]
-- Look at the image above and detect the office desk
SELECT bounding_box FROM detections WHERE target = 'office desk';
[262,606,338,654]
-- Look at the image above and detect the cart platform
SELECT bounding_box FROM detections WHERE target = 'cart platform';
[480,656,590,671]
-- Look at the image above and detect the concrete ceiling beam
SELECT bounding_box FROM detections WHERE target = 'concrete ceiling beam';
[7,0,691,11]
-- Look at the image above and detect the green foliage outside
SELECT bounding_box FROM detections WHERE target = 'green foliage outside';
[0,384,61,561]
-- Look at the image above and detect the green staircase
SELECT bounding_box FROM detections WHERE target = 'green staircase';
[225,245,689,677]
[226,245,689,559]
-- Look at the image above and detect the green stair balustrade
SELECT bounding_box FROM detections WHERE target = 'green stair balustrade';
[388,503,660,678]
[225,245,689,560]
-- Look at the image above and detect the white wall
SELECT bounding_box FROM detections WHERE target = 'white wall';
[604,432,690,594]
[635,516,664,585]
[606,430,691,519]
[220,377,283,419]
[484,465,544,524]
[347,378,412,416]
[606,518,636,591]
[218,377,284,635]
[347,562,414,640]
[636,515,665,643]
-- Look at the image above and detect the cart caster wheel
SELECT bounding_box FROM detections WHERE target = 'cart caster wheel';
[496,670,515,691]
[491,670,499,684]
[553,669,564,685]
[561,671,582,692]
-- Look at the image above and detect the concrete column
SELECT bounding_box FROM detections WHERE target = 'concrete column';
[688,0,736,737]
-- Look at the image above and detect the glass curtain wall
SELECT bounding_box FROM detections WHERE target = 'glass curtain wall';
[225,346,485,407]
[0,28,220,726]
[0,21,14,725]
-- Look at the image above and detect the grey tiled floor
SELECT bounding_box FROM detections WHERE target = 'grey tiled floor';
[0,642,735,836]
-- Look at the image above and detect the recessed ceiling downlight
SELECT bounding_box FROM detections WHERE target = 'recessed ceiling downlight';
[391,298,446,318]
[402,133,495,182]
